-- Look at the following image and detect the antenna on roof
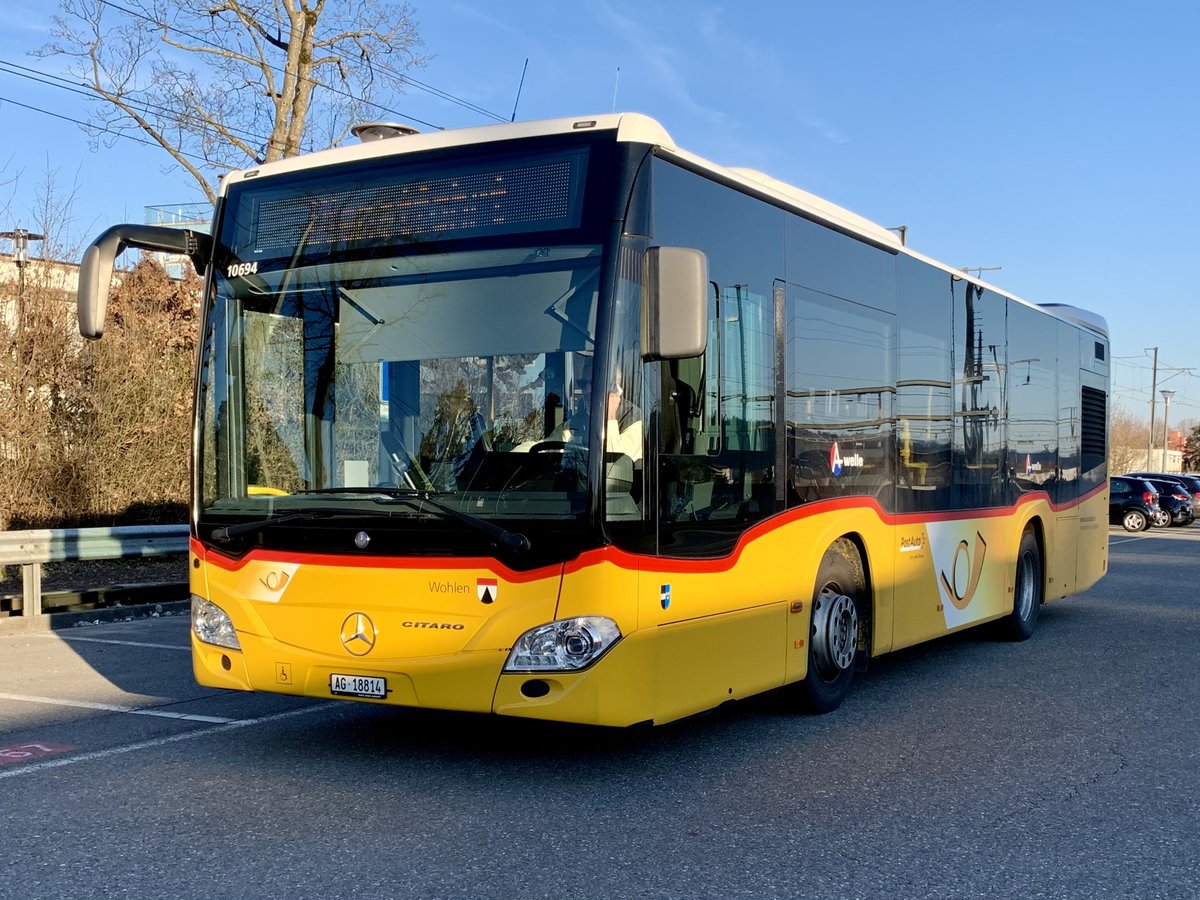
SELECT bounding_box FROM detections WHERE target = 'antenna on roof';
[511,58,529,122]
[612,66,621,113]
[959,265,1002,278]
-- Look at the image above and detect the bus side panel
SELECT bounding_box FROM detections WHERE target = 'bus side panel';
[1075,487,1109,594]
[498,510,893,726]
[640,504,895,704]
[891,521,945,651]
[891,502,1050,651]
[652,604,787,723]
[493,602,790,727]
[1049,509,1079,600]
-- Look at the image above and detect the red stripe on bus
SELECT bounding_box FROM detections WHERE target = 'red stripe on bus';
[192,483,1105,579]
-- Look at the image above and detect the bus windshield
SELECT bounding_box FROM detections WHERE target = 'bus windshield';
[198,243,604,535]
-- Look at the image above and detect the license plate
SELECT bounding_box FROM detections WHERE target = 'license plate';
[330,673,387,699]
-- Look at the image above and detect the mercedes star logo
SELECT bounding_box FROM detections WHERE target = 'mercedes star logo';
[339,612,377,656]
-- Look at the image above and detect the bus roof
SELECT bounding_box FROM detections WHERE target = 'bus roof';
[220,112,1107,339]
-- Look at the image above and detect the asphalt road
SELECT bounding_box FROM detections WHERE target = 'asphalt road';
[2,527,1198,900]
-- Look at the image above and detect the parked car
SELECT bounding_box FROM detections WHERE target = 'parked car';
[1125,472,1200,511]
[1109,476,1159,532]
[1143,478,1195,527]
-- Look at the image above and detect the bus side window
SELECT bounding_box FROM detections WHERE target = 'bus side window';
[659,357,713,522]
[662,359,699,454]
[658,284,776,541]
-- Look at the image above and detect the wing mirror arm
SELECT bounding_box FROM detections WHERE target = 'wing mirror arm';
[77,224,211,340]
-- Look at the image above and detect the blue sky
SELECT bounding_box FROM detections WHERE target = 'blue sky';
[1,0,1197,425]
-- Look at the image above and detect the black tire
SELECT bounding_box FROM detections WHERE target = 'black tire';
[1121,509,1148,532]
[1002,529,1042,642]
[796,540,867,714]
[1150,508,1170,528]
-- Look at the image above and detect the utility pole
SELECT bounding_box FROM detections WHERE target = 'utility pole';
[1,227,46,433]
[1146,347,1158,468]
[0,227,45,294]
[1,227,45,329]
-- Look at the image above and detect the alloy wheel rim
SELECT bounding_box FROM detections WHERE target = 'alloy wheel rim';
[812,586,858,678]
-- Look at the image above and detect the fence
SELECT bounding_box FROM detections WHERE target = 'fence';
[0,525,189,617]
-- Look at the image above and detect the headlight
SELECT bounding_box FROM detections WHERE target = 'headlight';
[192,594,241,650]
[504,616,621,672]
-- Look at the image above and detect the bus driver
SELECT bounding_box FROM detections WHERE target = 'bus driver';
[521,366,642,463]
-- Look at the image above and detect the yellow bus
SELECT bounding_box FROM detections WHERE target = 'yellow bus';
[77,114,1109,726]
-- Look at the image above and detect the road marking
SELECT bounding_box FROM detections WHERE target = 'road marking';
[1109,530,1200,545]
[0,742,77,767]
[0,691,238,724]
[1136,529,1200,541]
[1109,535,1149,545]
[0,703,336,781]
[31,635,190,652]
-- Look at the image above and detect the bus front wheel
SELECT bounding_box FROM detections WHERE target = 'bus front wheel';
[796,540,867,714]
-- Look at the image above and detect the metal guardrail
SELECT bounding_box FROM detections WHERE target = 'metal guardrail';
[0,525,189,617]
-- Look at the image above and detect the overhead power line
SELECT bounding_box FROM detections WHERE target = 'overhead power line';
[365,56,507,122]
[0,93,226,169]
[0,59,273,149]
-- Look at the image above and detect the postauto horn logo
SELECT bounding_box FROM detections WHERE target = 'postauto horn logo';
[829,442,864,477]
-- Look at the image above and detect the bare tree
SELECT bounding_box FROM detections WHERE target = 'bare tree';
[0,156,18,220]
[39,0,426,203]
[0,255,200,531]
[1109,404,1147,475]
[0,161,204,531]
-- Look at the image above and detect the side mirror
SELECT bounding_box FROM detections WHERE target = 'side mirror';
[77,228,123,340]
[641,246,708,360]
[77,224,211,340]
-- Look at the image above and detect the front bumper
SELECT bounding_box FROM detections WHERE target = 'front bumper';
[193,627,658,727]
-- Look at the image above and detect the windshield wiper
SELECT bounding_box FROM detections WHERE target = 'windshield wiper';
[298,487,531,553]
[209,503,400,543]
[210,511,322,543]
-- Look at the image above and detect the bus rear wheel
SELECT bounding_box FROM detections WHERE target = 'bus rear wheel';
[1001,528,1043,642]
[796,540,867,714]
